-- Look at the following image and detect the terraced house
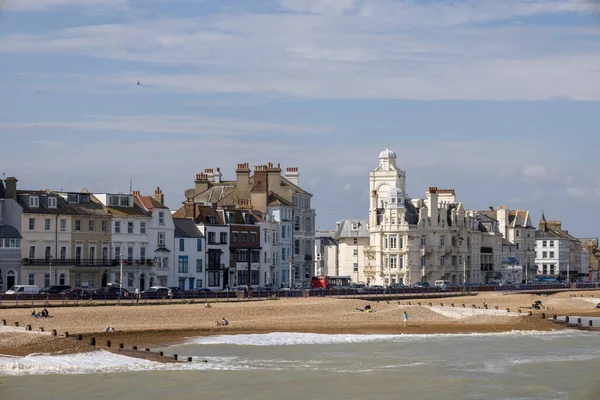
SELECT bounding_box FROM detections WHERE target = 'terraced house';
[0,177,22,291]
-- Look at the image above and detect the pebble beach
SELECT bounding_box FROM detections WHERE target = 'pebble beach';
[1,291,599,357]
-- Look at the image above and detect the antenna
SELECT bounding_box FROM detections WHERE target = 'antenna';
[129,179,132,194]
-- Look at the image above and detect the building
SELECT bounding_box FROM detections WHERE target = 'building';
[535,214,584,281]
[0,177,22,291]
[94,192,155,290]
[315,230,338,276]
[226,209,261,288]
[365,146,501,286]
[18,189,75,288]
[134,187,174,288]
[256,212,280,287]
[56,190,113,289]
[182,162,316,288]
[477,206,536,282]
[579,238,599,281]
[172,203,229,290]
[333,220,369,284]
[173,218,205,290]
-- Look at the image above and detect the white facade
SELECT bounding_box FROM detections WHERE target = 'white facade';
[143,203,174,288]
[173,219,205,290]
[315,230,338,276]
[268,205,294,287]
[535,237,566,277]
[0,177,23,291]
[258,214,280,287]
[291,192,316,287]
[334,220,369,284]
[95,193,153,291]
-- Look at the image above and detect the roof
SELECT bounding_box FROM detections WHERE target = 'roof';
[173,218,204,238]
[17,190,73,215]
[135,195,168,211]
[172,204,226,225]
[0,224,21,239]
[280,176,312,197]
[267,191,293,206]
[0,180,5,199]
[333,219,369,239]
[502,238,515,246]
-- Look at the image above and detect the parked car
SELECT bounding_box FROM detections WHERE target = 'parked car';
[62,287,93,299]
[142,286,170,296]
[39,285,72,294]
[192,288,214,293]
[93,286,131,298]
[413,281,430,288]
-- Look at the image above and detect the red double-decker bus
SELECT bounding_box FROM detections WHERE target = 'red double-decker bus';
[311,275,352,289]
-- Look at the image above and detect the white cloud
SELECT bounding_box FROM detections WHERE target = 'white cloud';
[521,165,551,182]
[1,2,599,100]
[0,0,129,11]
[0,115,325,136]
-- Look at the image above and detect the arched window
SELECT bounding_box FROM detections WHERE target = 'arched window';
[59,274,65,285]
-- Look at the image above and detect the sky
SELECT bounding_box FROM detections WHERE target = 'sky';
[1,0,600,236]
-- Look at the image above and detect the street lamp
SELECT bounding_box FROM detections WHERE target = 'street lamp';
[119,252,124,294]
[48,255,53,286]
[288,256,293,289]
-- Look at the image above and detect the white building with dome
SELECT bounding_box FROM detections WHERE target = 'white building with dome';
[363,146,503,286]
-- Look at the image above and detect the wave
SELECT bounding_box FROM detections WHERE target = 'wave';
[185,330,587,346]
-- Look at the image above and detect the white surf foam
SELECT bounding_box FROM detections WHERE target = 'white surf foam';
[186,330,585,346]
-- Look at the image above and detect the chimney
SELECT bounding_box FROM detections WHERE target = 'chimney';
[4,177,17,200]
[194,173,209,194]
[204,168,214,182]
[488,206,494,211]
[214,168,222,183]
[132,190,140,196]
[250,165,268,213]
[285,167,299,186]
[267,162,282,195]
[426,187,439,222]
[152,186,164,205]
[235,162,251,191]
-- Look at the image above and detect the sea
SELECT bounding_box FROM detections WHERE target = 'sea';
[1,330,599,400]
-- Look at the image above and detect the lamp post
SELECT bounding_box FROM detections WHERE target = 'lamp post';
[48,255,53,286]
[288,256,293,289]
[119,252,124,294]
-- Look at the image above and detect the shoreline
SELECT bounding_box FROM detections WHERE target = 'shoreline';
[1,291,598,358]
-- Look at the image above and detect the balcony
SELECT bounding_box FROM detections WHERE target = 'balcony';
[22,258,156,267]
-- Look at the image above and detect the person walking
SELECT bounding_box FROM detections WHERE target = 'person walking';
[168,288,173,302]
[403,311,408,327]
[134,287,140,303]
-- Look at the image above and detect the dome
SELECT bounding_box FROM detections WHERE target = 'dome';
[379,145,396,159]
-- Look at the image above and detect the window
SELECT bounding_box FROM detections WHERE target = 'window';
[264,251,269,263]
[128,273,134,287]
[179,256,189,273]
[390,255,397,269]
[120,196,129,206]
[75,220,81,231]
[440,257,445,266]
[250,232,257,243]
[60,246,66,260]
[420,256,426,267]
[75,246,82,263]
[89,246,96,262]
[29,246,35,259]
[353,263,358,272]
[158,232,165,246]
[220,232,227,244]
[140,247,146,261]
[196,259,203,272]
[45,246,51,260]
[0,201,3,220]
[542,251,547,258]
[140,222,146,234]
[516,243,519,250]
[29,218,35,230]
[44,218,51,231]
[60,219,66,232]
[101,221,108,232]
[399,257,404,269]
[542,240,547,247]
[127,247,133,262]
[102,247,108,262]
[440,236,445,246]
[114,221,121,233]
[232,232,239,243]
[516,230,520,237]
[29,273,35,285]
[44,273,50,287]
[179,239,185,251]
[208,232,216,244]
[420,235,426,246]
[549,264,555,275]
[159,211,164,225]
[75,273,81,288]
[390,236,397,249]
[29,196,39,207]
[197,239,202,252]
[115,246,121,259]
[353,248,358,256]
[550,240,555,247]
[237,250,248,262]
[89,220,95,232]
[241,232,248,243]
[89,272,95,287]
[251,250,260,263]
[549,251,555,258]
[196,279,203,288]
[353,237,358,245]
[351,222,359,230]
[295,239,300,255]
[281,225,286,239]
[127,222,134,234]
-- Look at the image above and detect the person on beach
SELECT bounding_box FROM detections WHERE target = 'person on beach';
[403,311,408,327]
[216,317,228,326]
[205,302,211,308]
[41,308,49,318]
[168,288,173,301]
[31,310,39,318]
[135,287,140,303]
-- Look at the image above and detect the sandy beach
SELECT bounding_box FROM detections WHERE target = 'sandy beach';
[1,290,599,357]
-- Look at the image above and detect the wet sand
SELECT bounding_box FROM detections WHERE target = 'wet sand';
[1,291,599,357]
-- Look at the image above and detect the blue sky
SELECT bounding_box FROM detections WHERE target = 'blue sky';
[1,0,600,236]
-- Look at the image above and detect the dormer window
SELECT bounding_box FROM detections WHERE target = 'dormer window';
[67,193,79,203]
[48,197,57,208]
[29,196,39,208]
[158,211,164,225]
[120,196,129,207]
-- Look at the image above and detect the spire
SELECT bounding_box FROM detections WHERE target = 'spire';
[539,209,547,231]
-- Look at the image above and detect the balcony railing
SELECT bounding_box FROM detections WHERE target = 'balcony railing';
[22,258,156,267]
